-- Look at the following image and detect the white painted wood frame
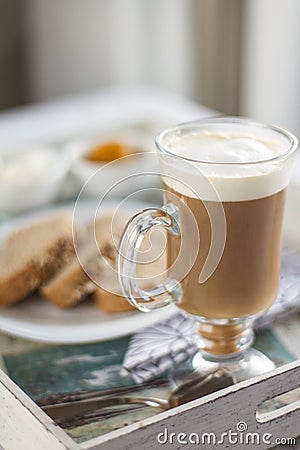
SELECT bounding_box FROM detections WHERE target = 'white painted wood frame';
[1,361,299,450]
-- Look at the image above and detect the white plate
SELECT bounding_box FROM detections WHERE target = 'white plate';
[0,199,176,343]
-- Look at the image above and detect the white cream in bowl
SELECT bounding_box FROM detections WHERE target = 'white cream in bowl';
[0,146,69,214]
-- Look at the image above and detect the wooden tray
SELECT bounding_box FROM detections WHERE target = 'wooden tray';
[1,360,299,450]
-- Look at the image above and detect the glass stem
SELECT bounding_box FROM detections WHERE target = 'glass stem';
[194,318,255,359]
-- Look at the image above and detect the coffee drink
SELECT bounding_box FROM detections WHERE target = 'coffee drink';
[160,128,293,320]
[164,184,285,318]
[118,118,297,366]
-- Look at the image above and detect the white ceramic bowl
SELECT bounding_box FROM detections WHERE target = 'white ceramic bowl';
[0,146,69,215]
[68,133,160,198]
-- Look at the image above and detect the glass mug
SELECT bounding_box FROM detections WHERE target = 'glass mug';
[117,117,298,380]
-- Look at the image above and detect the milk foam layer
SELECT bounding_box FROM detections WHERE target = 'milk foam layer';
[165,131,285,163]
[160,130,294,201]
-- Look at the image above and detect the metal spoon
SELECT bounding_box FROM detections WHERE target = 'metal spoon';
[43,368,235,421]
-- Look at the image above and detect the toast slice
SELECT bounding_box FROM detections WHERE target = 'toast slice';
[94,228,167,313]
[40,214,126,308]
[94,287,135,313]
[0,214,74,305]
[40,246,97,308]
[93,258,135,312]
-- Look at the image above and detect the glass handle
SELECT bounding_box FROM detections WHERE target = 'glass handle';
[117,203,182,312]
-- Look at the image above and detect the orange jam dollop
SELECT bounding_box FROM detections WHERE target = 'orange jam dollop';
[84,141,136,163]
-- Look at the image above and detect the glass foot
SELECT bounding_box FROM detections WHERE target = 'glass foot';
[169,348,275,388]
[191,348,275,382]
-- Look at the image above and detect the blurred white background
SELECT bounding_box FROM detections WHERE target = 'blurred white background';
[241,0,300,136]
[1,0,300,136]
[24,0,195,101]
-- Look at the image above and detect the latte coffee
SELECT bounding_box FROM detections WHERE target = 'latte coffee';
[118,118,297,362]
[164,184,285,319]
[160,127,293,320]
